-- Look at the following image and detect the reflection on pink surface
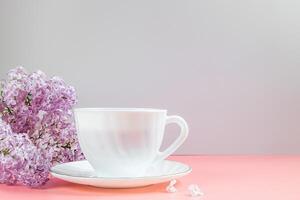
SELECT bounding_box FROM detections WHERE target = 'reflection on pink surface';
[0,156,300,200]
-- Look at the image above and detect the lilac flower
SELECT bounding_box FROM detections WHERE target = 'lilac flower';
[0,67,84,187]
[0,119,51,187]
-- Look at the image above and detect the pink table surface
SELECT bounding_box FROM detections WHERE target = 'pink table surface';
[0,155,300,200]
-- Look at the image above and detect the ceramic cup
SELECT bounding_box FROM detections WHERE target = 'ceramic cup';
[74,108,188,177]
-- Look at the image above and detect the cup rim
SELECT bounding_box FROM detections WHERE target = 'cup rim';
[74,108,167,113]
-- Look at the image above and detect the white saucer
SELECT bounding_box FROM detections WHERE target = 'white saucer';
[50,160,192,188]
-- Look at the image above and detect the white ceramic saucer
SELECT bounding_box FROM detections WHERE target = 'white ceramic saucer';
[50,160,192,188]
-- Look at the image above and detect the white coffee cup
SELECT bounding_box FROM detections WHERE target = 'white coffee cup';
[74,108,188,177]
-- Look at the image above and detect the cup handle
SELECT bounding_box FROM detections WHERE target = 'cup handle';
[153,115,189,164]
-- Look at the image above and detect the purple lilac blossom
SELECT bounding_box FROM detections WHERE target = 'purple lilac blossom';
[0,67,84,187]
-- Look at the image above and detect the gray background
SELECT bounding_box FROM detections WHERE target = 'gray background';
[0,0,300,154]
